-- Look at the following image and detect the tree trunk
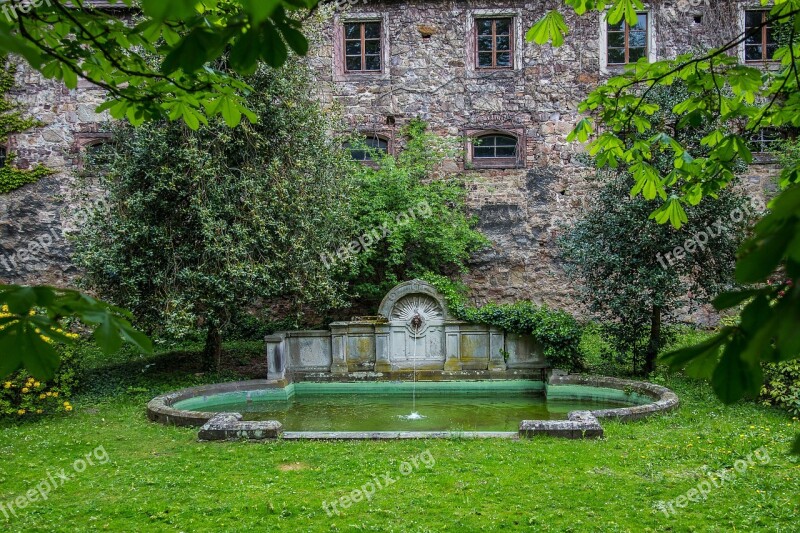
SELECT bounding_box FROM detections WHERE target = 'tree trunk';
[644,305,661,375]
[202,324,222,371]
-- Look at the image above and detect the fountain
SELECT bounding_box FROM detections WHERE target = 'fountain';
[147,279,681,441]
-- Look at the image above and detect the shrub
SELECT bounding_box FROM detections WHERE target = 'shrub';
[424,274,584,372]
[0,343,81,418]
[761,361,800,416]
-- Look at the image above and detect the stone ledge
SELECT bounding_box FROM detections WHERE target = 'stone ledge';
[519,411,604,439]
[549,374,680,422]
[198,413,283,441]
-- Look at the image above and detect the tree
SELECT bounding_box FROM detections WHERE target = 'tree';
[339,120,488,303]
[560,83,755,375]
[73,60,356,368]
[0,0,323,378]
[560,172,752,375]
[0,0,321,129]
[529,1,800,451]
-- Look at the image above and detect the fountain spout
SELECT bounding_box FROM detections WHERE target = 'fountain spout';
[410,313,423,331]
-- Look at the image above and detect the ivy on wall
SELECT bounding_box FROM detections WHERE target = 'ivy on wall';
[0,55,51,194]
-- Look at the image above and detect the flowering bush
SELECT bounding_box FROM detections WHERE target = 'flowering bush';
[0,305,81,418]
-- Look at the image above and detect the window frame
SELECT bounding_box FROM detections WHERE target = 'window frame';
[744,9,778,63]
[474,17,514,70]
[334,14,390,81]
[345,132,393,166]
[466,129,524,170]
[343,20,383,73]
[605,12,649,66]
[599,11,654,72]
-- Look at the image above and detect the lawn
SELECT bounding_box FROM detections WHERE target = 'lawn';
[0,340,798,532]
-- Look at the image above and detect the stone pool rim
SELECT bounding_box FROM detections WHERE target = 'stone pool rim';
[146,374,679,440]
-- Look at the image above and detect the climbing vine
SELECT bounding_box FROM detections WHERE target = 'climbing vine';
[0,55,51,194]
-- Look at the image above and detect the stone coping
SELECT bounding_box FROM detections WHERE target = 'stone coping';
[147,374,678,441]
[519,374,681,439]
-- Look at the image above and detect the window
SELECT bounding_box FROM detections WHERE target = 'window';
[471,134,519,168]
[0,146,6,167]
[607,13,648,65]
[748,128,785,153]
[344,21,382,72]
[346,136,389,161]
[745,10,777,62]
[476,18,513,69]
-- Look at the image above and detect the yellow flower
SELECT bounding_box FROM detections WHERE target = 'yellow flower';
[17,409,25,415]
[21,387,29,393]
[34,382,40,388]
[3,382,11,389]
[52,392,59,397]
[35,409,43,414]
[39,394,46,400]
[46,391,53,397]
[64,405,73,412]
[63,401,70,407]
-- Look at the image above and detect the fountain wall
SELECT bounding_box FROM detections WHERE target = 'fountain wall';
[265,280,547,381]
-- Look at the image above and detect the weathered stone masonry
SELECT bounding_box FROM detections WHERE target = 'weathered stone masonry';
[0,0,780,314]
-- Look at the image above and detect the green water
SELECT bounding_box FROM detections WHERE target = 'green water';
[176,382,642,432]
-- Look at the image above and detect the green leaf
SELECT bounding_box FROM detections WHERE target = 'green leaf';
[791,433,800,455]
[712,289,766,311]
[712,337,762,404]
[526,11,569,47]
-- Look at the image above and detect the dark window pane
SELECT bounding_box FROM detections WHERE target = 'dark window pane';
[628,47,646,62]
[495,145,516,157]
[365,137,388,151]
[495,19,511,35]
[629,31,646,48]
[477,36,493,51]
[496,52,511,67]
[766,26,777,46]
[365,40,380,54]
[607,32,625,48]
[745,11,763,29]
[607,48,625,64]
[365,55,381,70]
[767,43,778,59]
[346,40,361,55]
[477,19,492,35]
[364,22,381,38]
[478,52,493,67]
[745,45,763,61]
[345,23,360,39]
[496,36,510,51]
[607,21,624,32]
[346,56,362,71]
[745,31,761,45]
[0,147,6,167]
[474,146,494,158]
[475,136,517,158]
[633,13,647,31]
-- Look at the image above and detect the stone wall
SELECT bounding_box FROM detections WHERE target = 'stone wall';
[311,0,779,310]
[0,0,782,317]
[0,64,111,286]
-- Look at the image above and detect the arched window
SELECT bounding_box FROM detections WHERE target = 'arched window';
[345,135,389,162]
[472,133,519,168]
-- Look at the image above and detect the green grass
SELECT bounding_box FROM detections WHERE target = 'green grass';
[0,340,798,531]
